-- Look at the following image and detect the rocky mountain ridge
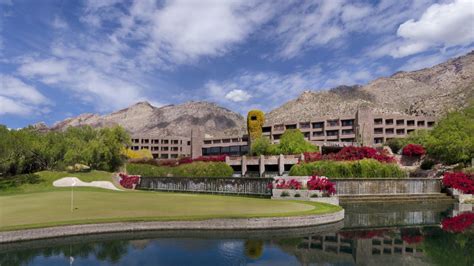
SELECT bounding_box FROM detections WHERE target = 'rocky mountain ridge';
[37,51,474,137]
[266,51,474,124]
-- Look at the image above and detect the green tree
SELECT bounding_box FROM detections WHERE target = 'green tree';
[251,137,279,155]
[278,129,317,155]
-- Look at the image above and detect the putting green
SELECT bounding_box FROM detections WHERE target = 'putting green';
[0,190,341,231]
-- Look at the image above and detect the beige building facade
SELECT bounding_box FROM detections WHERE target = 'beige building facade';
[131,108,436,159]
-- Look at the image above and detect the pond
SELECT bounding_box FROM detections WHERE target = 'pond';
[1,202,473,266]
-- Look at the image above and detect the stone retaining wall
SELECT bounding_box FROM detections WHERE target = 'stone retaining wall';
[0,210,344,244]
[138,176,273,196]
[276,177,442,195]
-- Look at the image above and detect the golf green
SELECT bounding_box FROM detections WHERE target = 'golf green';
[0,189,341,231]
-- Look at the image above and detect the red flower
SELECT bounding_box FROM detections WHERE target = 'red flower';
[443,172,474,194]
[441,212,474,233]
[402,235,424,244]
[119,173,141,189]
[306,176,336,195]
[303,146,395,163]
[402,144,426,156]
[274,178,302,190]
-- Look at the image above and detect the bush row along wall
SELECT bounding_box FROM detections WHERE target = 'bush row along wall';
[138,177,274,196]
[289,159,407,178]
[127,162,233,178]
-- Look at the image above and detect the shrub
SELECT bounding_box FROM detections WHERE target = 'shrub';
[278,129,317,155]
[385,138,406,153]
[442,172,474,194]
[0,173,42,190]
[306,176,336,195]
[247,110,265,142]
[274,178,302,189]
[127,162,233,178]
[123,148,153,159]
[402,144,426,156]
[251,137,279,156]
[294,193,301,197]
[118,173,140,189]
[304,146,395,163]
[441,213,474,233]
[289,159,406,178]
[280,191,290,197]
[420,159,436,170]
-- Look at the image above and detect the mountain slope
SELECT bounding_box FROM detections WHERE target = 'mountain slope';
[266,51,474,124]
[52,101,246,138]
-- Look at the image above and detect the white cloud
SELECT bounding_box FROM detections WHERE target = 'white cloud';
[225,89,251,102]
[0,74,50,115]
[18,57,147,111]
[52,16,68,29]
[392,0,474,58]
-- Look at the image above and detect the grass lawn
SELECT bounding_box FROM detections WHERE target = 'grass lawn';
[0,170,115,195]
[0,171,342,231]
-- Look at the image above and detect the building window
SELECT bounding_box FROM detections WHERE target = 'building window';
[342,129,354,135]
[232,138,239,142]
[170,154,178,158]
[407,129,415,134]
[299,122,310,129]
[417,121,425,127]
[141,139,149,144]
[204,140,212,145]
[161,139,169,144]
[407,120,415,126]
[396,129,405,135]
[374,128,383,134]
[221,146,230,154]
[385,119,393,125]
[161,147,169,151]
[229,146,240,156]
[326,130,338,136]
[304,132,310,138]
[187,141,191,145]
[285,124,297,129]
[312,122,324,128]
[327,120,339,127]
[171,147,178,151]
[385,128,394,135]
[374,138,384,144]
[374,118,383,125]
[396,119,404,126]
[262,126,271,133]
[313,131,324,137]
[274,134,281,140]
[274,124,284,131]
[427,121,435,127]
[341,119,354,127]
[223,139,230,143]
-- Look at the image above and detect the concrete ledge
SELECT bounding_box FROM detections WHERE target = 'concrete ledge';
[0,210,344,244]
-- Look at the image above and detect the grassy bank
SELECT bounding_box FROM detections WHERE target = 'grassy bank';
[0,171,341,231]
[0,190,341,231]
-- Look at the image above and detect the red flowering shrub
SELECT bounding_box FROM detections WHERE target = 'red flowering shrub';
[442,172,474,194]
[306,176,336,195]
[402,144,426,156]
[401,228,424,244]
[304,146,395,163]
[441,212,474,233]
[274,178,302,190]
[193,155,227,162]
[119,173,140,189]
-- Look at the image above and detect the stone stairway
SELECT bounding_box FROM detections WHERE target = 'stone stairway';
[338,193,455,203]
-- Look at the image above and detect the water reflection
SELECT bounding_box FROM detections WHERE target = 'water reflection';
[1,204,473,266]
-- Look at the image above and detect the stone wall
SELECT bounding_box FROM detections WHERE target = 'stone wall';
[274,176,442,195]
[138,176,273,196]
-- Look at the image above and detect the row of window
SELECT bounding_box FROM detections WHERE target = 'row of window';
[267,119,356,132]
[374,128,415,135]
[374,118,435,127]
[131,146,185,152]
[202,145,249,156]
[203,137,247,145]
[131,138,191,145]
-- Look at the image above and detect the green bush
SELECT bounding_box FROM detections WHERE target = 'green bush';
[289,159,406,178]
[420,159,436,170]
[385,138,406,153]
[251,129,317,155]
[127,162,233,177]
[0,174,42,190]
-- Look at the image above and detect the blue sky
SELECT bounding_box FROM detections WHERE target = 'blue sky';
[1,0,473,128]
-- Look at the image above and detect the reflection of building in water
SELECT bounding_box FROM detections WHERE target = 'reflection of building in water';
[279,229,430,266]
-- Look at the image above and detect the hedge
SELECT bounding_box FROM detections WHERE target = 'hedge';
[127,162,233,178]
[289,159,407,178]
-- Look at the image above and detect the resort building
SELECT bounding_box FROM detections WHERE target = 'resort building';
[130,107,436,160]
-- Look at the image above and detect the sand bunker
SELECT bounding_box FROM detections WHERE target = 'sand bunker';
[53,177,122,191]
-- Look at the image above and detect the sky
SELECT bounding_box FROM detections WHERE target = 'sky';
[1,0,473,129]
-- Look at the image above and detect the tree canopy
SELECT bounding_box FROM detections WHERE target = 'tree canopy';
[251,129,317,155]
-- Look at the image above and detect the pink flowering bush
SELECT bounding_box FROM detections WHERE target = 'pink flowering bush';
[119,173,140,189]
[274,178,302,190]
[442,172,474,194]
[441,212,474,233]
[304,146,395,164]
[306,176,336,195]
[402,144,426,157]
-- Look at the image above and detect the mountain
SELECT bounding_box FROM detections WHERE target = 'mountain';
[266,51,474,124]
[51,101,246,138]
